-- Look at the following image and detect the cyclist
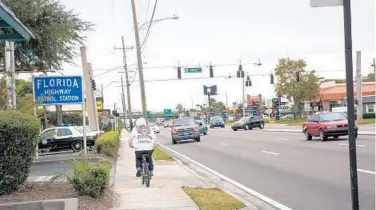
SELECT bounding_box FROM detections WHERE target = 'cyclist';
[128,117,155,177]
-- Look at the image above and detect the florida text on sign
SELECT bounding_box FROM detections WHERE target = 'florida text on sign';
[33,76,84,105]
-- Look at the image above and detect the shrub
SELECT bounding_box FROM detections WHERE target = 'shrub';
[67,159,111,198]
[363,113,375,119]
[0,111,40,195]
[95,131,120,157]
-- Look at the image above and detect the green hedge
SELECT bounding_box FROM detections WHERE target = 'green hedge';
[68,159,111,198]
[363,113,375,119]
[95,131,120,157]
[0,111,40,195]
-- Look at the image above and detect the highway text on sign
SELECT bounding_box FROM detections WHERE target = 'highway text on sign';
[33,76,84,105]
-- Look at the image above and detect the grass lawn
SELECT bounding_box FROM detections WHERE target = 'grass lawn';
[357,118,376,124]
[182,186,245,210]
[152,146,174,161]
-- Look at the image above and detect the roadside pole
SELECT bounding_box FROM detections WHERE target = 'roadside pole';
[356,51,362,120]
[120,77,127,128]
[242,70,245,118]
[130,0,148,120]
[82,103,87,155]
[343,1,359,209]
[88,63,100,130]
[32,73,38,160]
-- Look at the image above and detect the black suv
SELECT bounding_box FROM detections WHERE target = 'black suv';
[231,116,265,131]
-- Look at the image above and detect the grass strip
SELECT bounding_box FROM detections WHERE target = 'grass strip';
[182,186,245,210]
[356,118,375,124]
[153,146,174,161]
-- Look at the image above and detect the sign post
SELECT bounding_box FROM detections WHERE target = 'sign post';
[33,76,86,154]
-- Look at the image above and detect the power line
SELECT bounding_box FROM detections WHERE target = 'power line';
[141,0,158,51]
[93,66,123,77]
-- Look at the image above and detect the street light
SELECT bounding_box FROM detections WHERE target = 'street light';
[138,15,179,31]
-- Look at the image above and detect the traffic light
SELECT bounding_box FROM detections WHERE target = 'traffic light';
[91,78,96,90]
[237,65,245,78]
[245,76,252,87]
[295,71,300,82]
[112,110,119,117]
[209,65,214,78]
[270,74,274,84]
[177,66,182,79]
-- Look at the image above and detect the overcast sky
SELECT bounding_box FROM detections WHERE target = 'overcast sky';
[55,0,374,112]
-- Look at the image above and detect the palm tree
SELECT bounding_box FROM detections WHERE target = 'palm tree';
[176,104,184,114]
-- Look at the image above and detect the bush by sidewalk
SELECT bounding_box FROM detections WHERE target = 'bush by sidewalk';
[62,159,112,198]
[95,131,120,157]
[0,111,40,196]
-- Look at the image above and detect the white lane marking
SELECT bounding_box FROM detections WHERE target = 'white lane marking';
[261,151,280,156]
[220,143,229,146]
[357,169,376,175]
[156,142,292,210]
[337,143,366,147]
[277,138,289,141]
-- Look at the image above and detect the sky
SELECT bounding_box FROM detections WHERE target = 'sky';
[46,0,375,112]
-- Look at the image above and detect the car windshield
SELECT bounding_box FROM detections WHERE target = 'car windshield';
[173,118,195,127]
[238,117,249,122]
[319,113,347,122]
[149,123,157,127]
[211,116,223,121]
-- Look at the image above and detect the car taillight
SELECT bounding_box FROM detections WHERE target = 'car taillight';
[194,125,199,131]
[171,127,177,134]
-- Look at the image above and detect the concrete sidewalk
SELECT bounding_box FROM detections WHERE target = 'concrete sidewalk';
[111,129,204,210]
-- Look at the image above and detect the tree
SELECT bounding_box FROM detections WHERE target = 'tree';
[176,104,184,113]
[363,72,375,82]
[209,98,225,111]
[1,0,93,72]
[274,58,319,115]
[0,78,35,114]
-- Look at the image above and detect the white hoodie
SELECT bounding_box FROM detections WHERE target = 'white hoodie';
[128,124,156,151]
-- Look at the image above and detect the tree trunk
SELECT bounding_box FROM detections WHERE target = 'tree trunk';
[56,105,63,125]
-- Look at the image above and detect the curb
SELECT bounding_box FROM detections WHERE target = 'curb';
[32,156,106,164]
[156,142,291,210]
[263,129,375,136]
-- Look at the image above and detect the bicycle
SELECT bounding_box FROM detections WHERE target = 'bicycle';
[141,154,151,187]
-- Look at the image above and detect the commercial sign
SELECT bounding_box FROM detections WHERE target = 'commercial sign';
[85,97,103,110]
[33,76,83,105]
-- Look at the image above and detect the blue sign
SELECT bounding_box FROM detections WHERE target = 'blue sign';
[33,76,84,105]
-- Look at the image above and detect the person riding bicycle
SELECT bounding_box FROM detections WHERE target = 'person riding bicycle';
[129,117,155,177]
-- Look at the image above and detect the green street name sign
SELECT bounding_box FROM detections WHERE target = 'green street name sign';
[164,109,172,115]
[147,111,151,118]
[185,67,202,73]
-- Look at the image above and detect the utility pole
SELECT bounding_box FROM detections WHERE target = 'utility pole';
[89,63,100,130]
[80,46,96,131]
[101,84,104,116]
[356,51,362,120]
[373,58,376,76]
[114,36,134,130]
[241,61,246,118]
[130,0,148,120]
[120,77,127,129]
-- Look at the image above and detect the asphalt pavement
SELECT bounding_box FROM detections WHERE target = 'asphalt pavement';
[157,126,375,210]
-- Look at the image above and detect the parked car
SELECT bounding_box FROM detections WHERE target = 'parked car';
[39,126,96,152]
[148,122,160,133]
[195,119,208,135]
[302,112,358,141]
[164,121,173,128]
[209,116,225,128]
[171,118,201,144]
[231,116,265,131]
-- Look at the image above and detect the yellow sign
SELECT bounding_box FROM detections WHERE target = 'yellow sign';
[85,99,103,110]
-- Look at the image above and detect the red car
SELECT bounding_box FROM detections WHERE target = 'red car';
[302,112,358,141]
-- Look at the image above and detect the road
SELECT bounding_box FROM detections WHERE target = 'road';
[157,127,375,210]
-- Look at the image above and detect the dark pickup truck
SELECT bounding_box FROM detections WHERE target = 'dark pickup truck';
[231,116,265,131]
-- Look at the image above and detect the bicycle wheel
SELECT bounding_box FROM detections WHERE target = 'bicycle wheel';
[141,161,145,185]
[144,162,150,188]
